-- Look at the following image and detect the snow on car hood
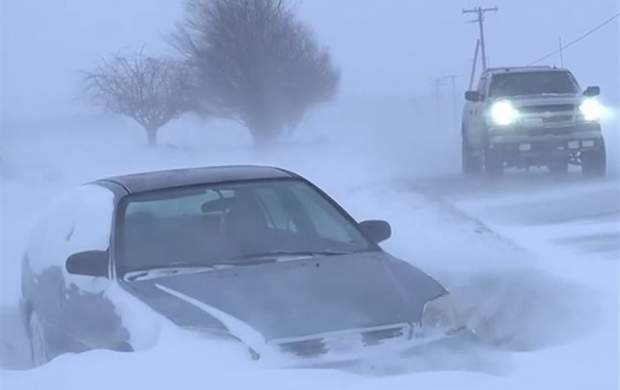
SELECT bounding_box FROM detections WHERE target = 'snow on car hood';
[122,252,446,344]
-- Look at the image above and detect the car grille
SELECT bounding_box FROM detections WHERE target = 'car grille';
[274,324,411,358]
[362,327,406,346]
[279,338,328,357]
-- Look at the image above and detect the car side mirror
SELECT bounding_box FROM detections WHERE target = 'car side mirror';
[583,86,600,97]
[66,250,109,278]
[465,91,481,102]
[359,220,392,244]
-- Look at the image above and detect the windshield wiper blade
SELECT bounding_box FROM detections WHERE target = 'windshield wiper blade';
[124,263,225,281]
[279,250,354,256]
[229,250,353,262]
[125,251,356,281]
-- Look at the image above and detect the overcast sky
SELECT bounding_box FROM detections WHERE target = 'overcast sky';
[1,0,618,120]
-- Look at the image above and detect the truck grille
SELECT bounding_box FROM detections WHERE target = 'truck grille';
[519,104,576,113]
[518,103,577,128]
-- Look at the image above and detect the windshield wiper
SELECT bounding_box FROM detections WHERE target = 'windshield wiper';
[124,251,355,281]
[124,262,228,281]
[226,250,354,262]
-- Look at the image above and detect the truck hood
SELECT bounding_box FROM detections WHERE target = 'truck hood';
[495,93,583,108]
[121,252,446,342]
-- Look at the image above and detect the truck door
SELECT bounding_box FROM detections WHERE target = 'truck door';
[469,76,489,148]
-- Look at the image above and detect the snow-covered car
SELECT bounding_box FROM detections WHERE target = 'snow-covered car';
[20,166,462,366]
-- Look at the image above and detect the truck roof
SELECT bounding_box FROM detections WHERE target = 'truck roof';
[482,66,569,76]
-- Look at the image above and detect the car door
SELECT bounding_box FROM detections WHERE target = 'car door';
[26,185,128,355]
[59,185,131,352]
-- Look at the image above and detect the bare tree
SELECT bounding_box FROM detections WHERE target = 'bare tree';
[84,50,191,146]
[171,0,339,147]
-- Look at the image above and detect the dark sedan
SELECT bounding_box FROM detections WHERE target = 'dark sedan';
[20,166,462,365]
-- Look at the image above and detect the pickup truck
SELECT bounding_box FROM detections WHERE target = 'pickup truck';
[462,66,606,176]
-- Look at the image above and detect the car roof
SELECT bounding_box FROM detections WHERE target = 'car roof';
[96,165,297,194]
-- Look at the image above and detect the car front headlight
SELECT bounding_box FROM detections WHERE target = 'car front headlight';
[579,98,602,122]
[421,293,464,333]
[489,100,519,126]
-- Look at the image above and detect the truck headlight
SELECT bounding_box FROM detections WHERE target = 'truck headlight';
[421,293,463,333]
[579,98,602,122]
[490,100,519,126]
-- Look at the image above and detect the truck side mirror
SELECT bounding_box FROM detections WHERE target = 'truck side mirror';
[583,86,600,97]
[465,91,481,102]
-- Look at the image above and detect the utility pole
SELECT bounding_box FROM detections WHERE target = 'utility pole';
[558,37,565,67]
[444,74,464,129]
[434,78,442,128]
[468,39,481,90]
[463,6,498,71]
[434,75,464,129]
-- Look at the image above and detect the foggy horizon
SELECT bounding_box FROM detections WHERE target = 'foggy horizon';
[2,1,618,120]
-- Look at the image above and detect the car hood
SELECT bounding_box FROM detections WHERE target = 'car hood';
[122,252,446,342]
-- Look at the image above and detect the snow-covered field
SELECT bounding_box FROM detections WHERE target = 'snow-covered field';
[0,106,618,389]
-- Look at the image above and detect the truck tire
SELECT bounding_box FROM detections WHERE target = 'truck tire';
[484,147,503,177]
[581,143,606,177]
[462,138,482,175]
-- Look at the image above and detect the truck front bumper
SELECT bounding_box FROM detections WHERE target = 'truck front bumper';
[487,123,603,167]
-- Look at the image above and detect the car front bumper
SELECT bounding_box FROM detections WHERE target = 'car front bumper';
[277,328,475,370]
[265,324,469,367]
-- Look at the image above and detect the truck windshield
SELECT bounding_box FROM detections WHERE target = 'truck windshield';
[489,71,578,98]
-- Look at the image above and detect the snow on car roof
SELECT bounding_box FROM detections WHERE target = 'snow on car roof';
[97,165,296,194]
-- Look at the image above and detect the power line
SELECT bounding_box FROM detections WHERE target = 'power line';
[529,12,620,65]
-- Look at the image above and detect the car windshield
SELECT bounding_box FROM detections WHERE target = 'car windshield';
[489,71,579,98]
[117,179,374,275]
